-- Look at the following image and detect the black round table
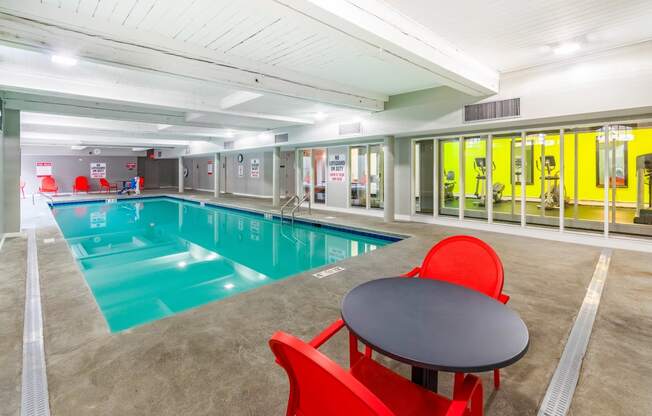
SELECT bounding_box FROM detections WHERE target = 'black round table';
[341,277,529,392]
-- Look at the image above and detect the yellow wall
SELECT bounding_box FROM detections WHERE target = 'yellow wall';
[440,128,652,204]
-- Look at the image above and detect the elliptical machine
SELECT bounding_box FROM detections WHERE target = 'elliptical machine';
[536,155,568,209]
[473,157,505,207]
[443,170,456,202]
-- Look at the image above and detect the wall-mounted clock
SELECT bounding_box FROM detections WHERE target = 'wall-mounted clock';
[237,153,244,163]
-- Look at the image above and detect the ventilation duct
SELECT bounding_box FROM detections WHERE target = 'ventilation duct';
[464,98,520,122]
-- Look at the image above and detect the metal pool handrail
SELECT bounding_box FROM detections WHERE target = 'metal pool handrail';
[291,194,311,224]
[280,195,299,223]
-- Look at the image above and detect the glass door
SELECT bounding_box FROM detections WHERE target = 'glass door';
[350,146,368,208]
[369,144,384,209]
[301,150,312,199]
[492,134,522,224]
[414,140,434,214]
[313,148,327,204]
[463,136,488,221]
[438,139,459,217]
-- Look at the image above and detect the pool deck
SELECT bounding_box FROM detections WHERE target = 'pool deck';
[3,191,651,415]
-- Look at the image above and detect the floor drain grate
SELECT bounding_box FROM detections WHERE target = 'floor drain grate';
[537,249,611,416]
[21,229,51,416]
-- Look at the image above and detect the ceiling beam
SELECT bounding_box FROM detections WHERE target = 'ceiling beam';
[0,1,387,111]
[272,0,499,96]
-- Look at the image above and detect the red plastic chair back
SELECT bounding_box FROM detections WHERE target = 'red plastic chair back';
[40,176,58,192]
[139,177,144,188]
[99,178,110,188]
[74,176,90,191]
[419,235,504,299]
[269,331,394,416]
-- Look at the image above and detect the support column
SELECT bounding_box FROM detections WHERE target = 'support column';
[272,146,281,208]
[383,136,395,222]
[178,157,184,193]
[2,109,21,233]
[213,153,221,199]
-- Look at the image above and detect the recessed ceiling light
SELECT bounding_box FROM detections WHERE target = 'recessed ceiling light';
[314,112,327,121]
[553,42,581,55]
[224,130,235,138]
[51,54,78,66]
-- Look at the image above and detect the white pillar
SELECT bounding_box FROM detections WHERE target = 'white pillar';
[383,136,395,222]
[178,157,184,193]
[272,146,281,208]
[213,153,220,199]
[2,109,21,233]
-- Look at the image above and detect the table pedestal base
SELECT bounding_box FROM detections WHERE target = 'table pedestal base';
[411,367,438,392]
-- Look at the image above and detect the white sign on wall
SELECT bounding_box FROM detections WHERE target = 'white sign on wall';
[36,162,53,177]
[238,165,244,177]
[328,153,346,182]
[250,158,260,178]
[207,160,214,175]
[90,162,107,179]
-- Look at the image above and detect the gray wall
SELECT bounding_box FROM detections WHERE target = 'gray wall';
[3,109,20,233]
[326,146,349,208]
[21,155,139,194]
[183,156,214,191]
[138,157,178,189]
[224,151,273,197]
[396,137,413,216]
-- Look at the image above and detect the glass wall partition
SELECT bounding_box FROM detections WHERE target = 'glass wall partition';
[607,125,652,238]
[563,128,605,234]
[369,144,384,209]
[438,139,459,217]
[414,140,434,214]
[350,146,368,208]
[492,133,522,224]
[463,136,488,221]
[301,150,312,199]
[525,131,563,229]
[313,148,327,204]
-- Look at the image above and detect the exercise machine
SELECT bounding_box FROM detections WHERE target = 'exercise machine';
[634,153,652,224]
[443,170,456,202]
[536,156,567,210]
[473,157,505,206]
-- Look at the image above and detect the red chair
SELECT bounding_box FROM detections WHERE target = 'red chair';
[99,178,118,193]
[270,320,483,416]
[72,176,90,194]
[139,176,144,190]
[38,176,58,195]
[402,235,510,389]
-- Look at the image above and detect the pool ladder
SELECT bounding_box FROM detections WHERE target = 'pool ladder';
[280,194,311,224]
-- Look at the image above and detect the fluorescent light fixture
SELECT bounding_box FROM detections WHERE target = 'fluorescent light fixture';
[224,283,235,290]
[51,54,78,66]
[553,42,581,55]
[225,130,235,138]
[70,145,86,150]
[132,147,148,152]
[313,112,327,121]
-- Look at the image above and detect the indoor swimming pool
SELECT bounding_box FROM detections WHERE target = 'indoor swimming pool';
[50,197,397,332]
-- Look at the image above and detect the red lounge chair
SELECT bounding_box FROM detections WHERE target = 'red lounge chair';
[39,176,58,195]
[402,235,510,389]
[270,320,483,416]
[99,178,118,193]
[72,176,90,194]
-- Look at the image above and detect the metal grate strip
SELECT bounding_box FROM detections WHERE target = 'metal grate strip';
[21,229,51,416]
[538,249,612,416]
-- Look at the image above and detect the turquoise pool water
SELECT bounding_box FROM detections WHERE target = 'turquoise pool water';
[51,197,395,332]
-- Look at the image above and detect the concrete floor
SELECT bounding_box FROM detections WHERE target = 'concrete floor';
[5,190,651,415]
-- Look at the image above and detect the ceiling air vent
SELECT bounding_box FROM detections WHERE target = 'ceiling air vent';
[223,141,234,150]
[274,133,288,144]
[339,121,362,136]
[464,98,520,122]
